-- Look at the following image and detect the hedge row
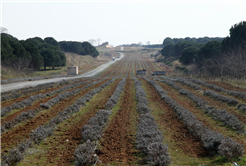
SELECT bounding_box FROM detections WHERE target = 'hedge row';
[1,78,116,166]
[143,77,244,158]
[133,76,171,165]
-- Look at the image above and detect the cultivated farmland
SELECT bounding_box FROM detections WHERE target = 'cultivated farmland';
[1,52,246,166]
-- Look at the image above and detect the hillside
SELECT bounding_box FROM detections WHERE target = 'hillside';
[1,52,107,80]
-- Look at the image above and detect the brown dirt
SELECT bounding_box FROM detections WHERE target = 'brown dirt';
[1,79,110,153]
[207,81,246,93]
[140,78,209,157]
[1,80,94,126]
[98,77,137,164]
[45,78,122,166]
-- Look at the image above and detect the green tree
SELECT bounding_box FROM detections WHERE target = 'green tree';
[163,37,174,46]
[179,46,199,65]
[1,34,14,62]
[221,21,246,50]
[161,43,174,57]
[195,40,221,67]
[44,37,60,50]
[26,37,45,46]
[59,41,98,58]
[40,49,55,70]
[21,40,43,69]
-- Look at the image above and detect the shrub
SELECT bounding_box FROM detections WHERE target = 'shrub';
[218,137,244,160]
[74,140,95,166]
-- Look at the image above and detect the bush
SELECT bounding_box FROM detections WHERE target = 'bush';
[74,140,95,166]
[2,148,23,166]
[218,137,244,160]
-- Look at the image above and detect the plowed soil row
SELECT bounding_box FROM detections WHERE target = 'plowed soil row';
[99,58,126,77]
[176,82,246,126]
[139,78,208,157]
[207,80,246,93]
[1,80,94,125]
[141,59,152,74]
[156,80,246,153]
[78,63,102,75]
[43,78,123,166]
[98,77,138,164]
[145,60,155,72]
[1,79,110,153]
[1,79,84,107]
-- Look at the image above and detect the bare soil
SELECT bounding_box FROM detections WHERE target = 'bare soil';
[98,77,138,164]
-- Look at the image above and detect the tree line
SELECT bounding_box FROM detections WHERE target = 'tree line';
[162,36,224,47]
[1,34,99,70]
[59,41,99,58]
[161,21,246,79]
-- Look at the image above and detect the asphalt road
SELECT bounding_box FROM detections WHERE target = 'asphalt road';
[1,53,124,92]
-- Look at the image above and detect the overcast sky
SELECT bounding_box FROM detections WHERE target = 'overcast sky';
[1,0,246,46]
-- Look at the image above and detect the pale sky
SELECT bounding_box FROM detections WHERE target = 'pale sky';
[1,0,246,46]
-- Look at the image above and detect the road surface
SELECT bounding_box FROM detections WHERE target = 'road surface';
[1,53,124,92]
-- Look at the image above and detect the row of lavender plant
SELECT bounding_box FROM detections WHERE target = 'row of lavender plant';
[154,77,244,133]
[143,59,153,74]
[141,76,244,158]
[172,77,246,112]
[1,79,91,117]
[2,57,127,115]
[1,79,73,100]
[133,76,171,165]
[1,77,99,134]
[173,77,239,106]
[173,77,202,90]
[189,78,246,100]
[74,77,127,166]
[1,76,118,166]
[204,90,239,106]
[1,61,127,133]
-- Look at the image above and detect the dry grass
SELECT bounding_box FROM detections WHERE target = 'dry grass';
[1,52,102,79]
[65,52,96,68]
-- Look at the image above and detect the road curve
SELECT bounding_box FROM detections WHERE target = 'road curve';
[1,53,124,92]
